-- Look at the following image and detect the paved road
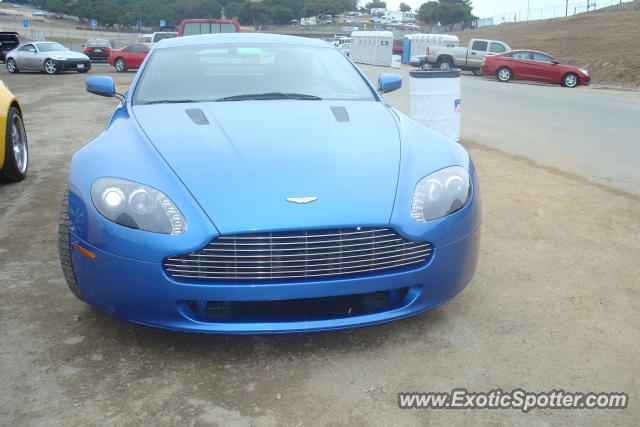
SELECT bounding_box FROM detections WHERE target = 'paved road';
[361,65,640,195]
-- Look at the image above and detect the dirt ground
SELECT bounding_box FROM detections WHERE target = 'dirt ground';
[0,64,639,425]
[451,0,640,88]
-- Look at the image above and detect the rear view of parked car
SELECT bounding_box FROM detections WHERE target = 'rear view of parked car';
[177,19,240,36]
[6,41,90,74]
[0,32,20,63]
[108,43,151,72]
[481,50,590,88]
[83,39,112,61]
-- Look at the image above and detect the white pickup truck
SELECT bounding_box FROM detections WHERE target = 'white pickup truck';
[412,38,511,74]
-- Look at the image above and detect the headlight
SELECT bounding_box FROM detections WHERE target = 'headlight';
[52,55,65,61]
[411,166,472,222]
[91,178,187,234]
[579,68,589,76]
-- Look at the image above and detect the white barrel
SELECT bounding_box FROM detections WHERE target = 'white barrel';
[409,69,461,141]
[391,54,401,68]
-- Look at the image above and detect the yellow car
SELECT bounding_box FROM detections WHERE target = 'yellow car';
[0,80,27,182]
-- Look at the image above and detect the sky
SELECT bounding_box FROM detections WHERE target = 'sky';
[382,0,620,19]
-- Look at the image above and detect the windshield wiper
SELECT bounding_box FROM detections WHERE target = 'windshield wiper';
[216,92,322,102]
[140,99,200,105]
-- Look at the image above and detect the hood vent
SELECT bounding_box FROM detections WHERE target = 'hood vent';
[331,106,349,122]
[186,108,209,125]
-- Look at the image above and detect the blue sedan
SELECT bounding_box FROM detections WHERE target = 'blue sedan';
[59,33,481,334]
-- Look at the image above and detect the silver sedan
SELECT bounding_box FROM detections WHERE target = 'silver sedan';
[6,41,91,74]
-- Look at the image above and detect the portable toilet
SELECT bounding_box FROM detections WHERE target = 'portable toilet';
[350,30,394,66]
[402,34,413,64]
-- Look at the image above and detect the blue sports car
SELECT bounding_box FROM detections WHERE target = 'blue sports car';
[59,33,481,334]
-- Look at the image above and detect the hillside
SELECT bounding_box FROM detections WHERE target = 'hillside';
[451,0,640,88]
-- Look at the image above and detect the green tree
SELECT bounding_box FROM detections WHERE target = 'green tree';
[302,0,341,18]
[436,1,471,25]
[399,2,411,12]
[418,0,475,26]
[364,0,386,10]
[224,1,246,19]
[418,1,439,24]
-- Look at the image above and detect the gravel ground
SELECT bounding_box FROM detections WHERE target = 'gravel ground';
[0,63,638,425]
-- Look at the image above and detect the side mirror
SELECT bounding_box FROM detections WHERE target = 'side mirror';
[378,73,402,94]
[551,60,559,65]
[86,76,125,102]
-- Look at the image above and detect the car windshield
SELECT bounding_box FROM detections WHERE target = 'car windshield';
[37,42,68,52]
[133,43,375,105]
[87,40,110,47]
[153,33,176,42]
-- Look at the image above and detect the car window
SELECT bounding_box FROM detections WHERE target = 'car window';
[471,40,488,51]
[123,45,134,53]
[490,43,507,53]
[37,42,68,52]
[134,44,375,104]
[510,52,532,59]
[531,52,553,63]
[182,22,237,36]
[87,40,110,47]
[220,23,237,33]
[130,44,149,53]
[152,33,176,43]
[19,44,36,52]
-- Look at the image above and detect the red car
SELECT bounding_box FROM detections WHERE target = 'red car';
[481,50,590,88]
[108,43,152,72]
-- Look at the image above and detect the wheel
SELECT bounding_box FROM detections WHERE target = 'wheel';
[6,58,18,73]
[77,63,91,73]
[44,59,58,74]
[58,191,84,301]
[435,57,453,69]
[562,73,578,88]
[115,57,127,72]
[0,106,28,183]
[472,69,484,76]
[496,67,512,82]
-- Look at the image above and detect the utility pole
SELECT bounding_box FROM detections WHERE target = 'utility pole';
[527,0,530,21]
[566,0,569,16]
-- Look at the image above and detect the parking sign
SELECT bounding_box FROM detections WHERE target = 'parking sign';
[22,19,29,28]
[90,19,97,28]
[160,20,166,27]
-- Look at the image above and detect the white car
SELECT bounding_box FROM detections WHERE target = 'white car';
[6,41,90,74]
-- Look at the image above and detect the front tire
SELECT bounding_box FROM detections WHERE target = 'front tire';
[6,58,18,73]
[115,57,127,72]
[0,106,28,183]
[44,59,58,74]
[58,191,84,301]
[562,72,578,88]
[497,67,512,82]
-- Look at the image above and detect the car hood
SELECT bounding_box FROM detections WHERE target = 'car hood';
[50,50,88,60]
[133,100,401,234]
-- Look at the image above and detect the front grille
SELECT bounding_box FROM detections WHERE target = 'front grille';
[185,288,409,320]
[164,227,432,282]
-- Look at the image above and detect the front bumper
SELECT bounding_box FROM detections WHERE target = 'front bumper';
[86,52,110,60]
[71,225,480,334]
[56,59,91,71]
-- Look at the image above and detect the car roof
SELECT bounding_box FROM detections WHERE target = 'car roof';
[505,49,551,56]
[156,33,332,50]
